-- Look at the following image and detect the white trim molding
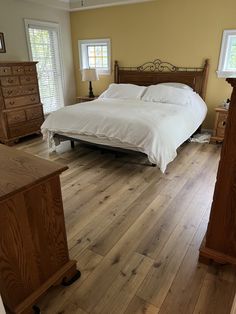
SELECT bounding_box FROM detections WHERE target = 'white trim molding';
[23,0,154,11]
[70,0,154,11]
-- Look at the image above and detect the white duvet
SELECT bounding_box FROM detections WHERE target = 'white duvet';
[41,94,207,172]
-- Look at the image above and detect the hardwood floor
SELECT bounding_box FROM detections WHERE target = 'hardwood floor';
[16,136,236,314]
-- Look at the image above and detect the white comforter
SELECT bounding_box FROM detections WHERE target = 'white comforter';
[41,95,207,172]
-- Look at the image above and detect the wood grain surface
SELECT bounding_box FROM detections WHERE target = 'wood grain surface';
[200,78,236,265]
[0,145,76,313]
[14,137,236,314]
[0,144,67,201]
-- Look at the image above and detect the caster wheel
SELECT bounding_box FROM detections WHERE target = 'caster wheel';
[62,270,81,286]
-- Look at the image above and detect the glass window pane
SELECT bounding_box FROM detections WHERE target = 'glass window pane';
[226,36,236,70]
[79,39,110,73]
[28,25,64,113]
[88,46,95,56]
[95,46,102,56]
[96,58,103,67]
[102,46,107,56]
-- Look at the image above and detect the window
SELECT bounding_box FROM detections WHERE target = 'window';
[79,39,111,75]
[217,30,236,78]
[25,19,64,114]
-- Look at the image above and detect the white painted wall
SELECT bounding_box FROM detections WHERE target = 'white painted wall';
[0,0,76,105]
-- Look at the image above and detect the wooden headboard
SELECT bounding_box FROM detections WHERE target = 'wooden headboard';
[114,59,209,100]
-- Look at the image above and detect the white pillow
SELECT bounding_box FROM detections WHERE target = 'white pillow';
[99,83,147,100]
[142,84,192,106]
[159,82,193,90]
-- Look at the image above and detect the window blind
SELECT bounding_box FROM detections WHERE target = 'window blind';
[27,24,64,114]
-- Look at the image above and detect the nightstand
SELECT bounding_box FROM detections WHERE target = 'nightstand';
[211,107,228,143]
[76,96,98,103]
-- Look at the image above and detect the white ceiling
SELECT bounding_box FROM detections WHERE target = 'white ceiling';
[24,0,153,11]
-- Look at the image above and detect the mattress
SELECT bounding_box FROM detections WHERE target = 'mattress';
[41,95,207,172]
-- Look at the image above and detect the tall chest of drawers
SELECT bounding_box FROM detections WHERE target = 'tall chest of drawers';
[0,61,44,145]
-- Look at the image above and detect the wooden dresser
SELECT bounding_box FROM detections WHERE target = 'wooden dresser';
[0,145,80,314]
[0,61,44,145]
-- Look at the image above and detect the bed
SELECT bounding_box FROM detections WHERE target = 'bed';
[41,59,209,172]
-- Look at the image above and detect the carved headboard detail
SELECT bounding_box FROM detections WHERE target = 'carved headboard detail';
[114,59,209,100]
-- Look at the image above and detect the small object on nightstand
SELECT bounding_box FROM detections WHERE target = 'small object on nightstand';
[211,106,228,143]
[77,96,98,103]
[81,68,99,98]
[223,98,230,110]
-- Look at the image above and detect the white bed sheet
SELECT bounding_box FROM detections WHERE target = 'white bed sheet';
[41,95,207,172]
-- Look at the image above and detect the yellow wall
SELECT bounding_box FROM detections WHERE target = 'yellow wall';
[70,0,236,128]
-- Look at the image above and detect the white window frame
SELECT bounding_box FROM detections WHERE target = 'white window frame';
[78,38,111,75]
[217,29,236,78]
[24,19,65,112]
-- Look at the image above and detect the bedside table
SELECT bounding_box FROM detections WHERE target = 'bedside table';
[76,96,98,103]
[211,107,228,143]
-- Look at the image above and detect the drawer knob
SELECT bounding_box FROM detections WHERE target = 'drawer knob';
[9,101,15,105]
[223,121,226,126]
[7,90,13,95]
[26,78,30,81]
[8,79,13,83]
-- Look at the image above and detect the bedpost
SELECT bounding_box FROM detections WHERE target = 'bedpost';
[201,59,210,100]
[114,60,119,83]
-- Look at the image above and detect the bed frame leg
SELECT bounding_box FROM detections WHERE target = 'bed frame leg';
[151,163,156,167]
[71,140,75,149]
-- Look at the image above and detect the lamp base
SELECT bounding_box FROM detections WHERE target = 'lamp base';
[88,81,94,98]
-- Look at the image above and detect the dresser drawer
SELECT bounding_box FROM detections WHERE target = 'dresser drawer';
[0,76,19,86]
[24,65,36,75]
[26,105,43,121]
[9,118,43,138]
[6,110,26,126]
[216,128,225,138]
[217,113,227,129]
[0,66,12,76]
[12,66,24,75]
[2,85,38,98]
[20,75,37,85]
[5,94,39,109]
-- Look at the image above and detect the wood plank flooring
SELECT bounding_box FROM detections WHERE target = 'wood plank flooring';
[16,136,236,314]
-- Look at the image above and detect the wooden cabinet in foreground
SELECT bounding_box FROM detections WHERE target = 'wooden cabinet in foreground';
[0,145,80,314]
[199,78,236,265]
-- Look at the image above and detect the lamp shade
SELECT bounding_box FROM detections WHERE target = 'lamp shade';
[81,68,99,82]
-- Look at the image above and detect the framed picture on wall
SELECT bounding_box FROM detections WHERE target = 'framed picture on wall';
[0,33,6,53]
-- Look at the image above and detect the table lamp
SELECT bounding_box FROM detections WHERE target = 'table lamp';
[81,68,99,98]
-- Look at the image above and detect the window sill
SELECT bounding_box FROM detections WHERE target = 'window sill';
[216,70,236,78]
